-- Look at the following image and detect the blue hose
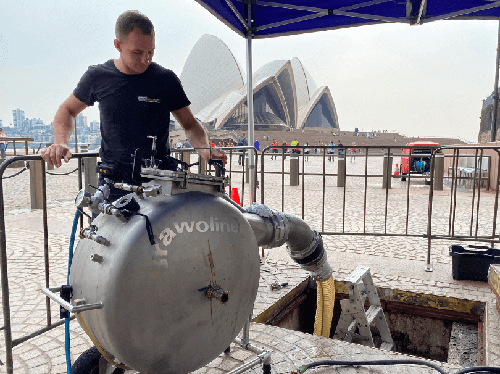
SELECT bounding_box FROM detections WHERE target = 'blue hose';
[66,209,81,374]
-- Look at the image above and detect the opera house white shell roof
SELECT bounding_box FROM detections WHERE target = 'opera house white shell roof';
[180,34,339,131]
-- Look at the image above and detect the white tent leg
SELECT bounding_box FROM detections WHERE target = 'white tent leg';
[246,3,256,204]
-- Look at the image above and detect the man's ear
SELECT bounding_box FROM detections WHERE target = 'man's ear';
[114,39,121,52]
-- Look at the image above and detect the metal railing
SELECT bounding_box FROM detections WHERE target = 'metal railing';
[257,144,500,272]
[0,144,498,372]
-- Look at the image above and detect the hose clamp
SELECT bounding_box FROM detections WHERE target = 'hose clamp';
[246,203,290,247]
[287,230,321,261]
[270,212,290,247]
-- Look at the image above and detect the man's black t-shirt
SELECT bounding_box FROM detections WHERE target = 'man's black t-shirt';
[73,59,190,178]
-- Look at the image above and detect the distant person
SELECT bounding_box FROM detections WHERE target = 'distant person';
[291,139,298,154]
[282,141,288,160]
[183,139,191,148]
[327,141,334,161]
[315,140,322,155]
[304,142,310,161]
[271,139,278,160]
[254,139,260,152]
[0,129,6,159]
[237,132,248,165]
[338,140,344,155]
[350,142,356,163]
[175,140,183,149]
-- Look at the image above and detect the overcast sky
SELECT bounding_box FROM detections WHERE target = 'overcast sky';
[1,0,499,142]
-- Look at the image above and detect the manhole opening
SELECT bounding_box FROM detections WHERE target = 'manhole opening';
[258,280,484,366]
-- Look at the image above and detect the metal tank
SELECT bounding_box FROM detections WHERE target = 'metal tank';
[69,168,260,374]
[41,155,334,374]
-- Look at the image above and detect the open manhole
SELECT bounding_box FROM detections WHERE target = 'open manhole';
[255,278,485,367]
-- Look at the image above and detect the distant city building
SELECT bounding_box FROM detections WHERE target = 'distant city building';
[90,120,100,132]
[22,118,30,129]
[30,118,45,132]
[12,109,25,129]
[0,119,2,128]
[76,114,88,131]
[180,34,339,131]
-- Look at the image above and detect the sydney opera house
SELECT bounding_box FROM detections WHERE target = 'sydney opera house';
[179,35,339,131]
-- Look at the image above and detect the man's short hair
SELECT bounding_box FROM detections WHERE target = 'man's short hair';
[115,10,154,40]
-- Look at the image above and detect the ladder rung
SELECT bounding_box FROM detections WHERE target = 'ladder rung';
[335,266,393,351]
[345,265,370,283]
[348,320,357,333]
[365,305,382,324]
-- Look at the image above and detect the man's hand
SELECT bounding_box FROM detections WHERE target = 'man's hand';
[172,106,228,165]
[196,147,228,165]
[40,144,72,168]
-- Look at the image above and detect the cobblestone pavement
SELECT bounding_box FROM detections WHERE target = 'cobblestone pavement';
[0,154,498,374]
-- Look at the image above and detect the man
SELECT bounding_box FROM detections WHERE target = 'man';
[41,10,226,201]
[237,132,248,165]
[281,141,288,160]
[0,128,6,159]
[327,141,334,162]
[271,139,278,160]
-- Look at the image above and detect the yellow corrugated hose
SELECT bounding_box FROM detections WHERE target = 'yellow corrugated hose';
[313,276,335,338]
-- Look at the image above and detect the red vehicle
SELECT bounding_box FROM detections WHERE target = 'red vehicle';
[400,141,441,182]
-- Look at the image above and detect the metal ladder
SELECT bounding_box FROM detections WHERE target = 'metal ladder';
[334,265,394,351]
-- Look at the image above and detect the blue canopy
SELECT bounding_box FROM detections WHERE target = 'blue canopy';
[194,0,500,38]
[193,0,500,201]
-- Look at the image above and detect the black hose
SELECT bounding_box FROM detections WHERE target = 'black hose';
[455,367,500,374]
[300,359,500,374]
[46,167,78,176]
[2,167,27,179]
[299,359,448,374]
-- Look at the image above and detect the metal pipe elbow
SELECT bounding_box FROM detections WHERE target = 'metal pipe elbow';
[244,203,333,282]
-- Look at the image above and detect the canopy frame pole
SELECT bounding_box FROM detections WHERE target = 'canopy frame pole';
[255,13,327,32]
[492,20,500,142]
[224,0,250,31]
[424,1,500,23]
[255,0,392,13]
[246,2,256,204]
[416,0,427,24]
[254,0,403,27]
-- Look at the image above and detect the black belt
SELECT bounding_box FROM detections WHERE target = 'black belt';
[96,162,138,184]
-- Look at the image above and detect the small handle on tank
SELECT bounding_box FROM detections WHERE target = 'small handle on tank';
[41,286,103,314]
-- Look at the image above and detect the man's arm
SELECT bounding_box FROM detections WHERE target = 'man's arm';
[41,94,88,167]
[172,106,227,165]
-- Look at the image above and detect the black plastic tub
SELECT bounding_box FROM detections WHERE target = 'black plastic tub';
[449,245,500,281]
